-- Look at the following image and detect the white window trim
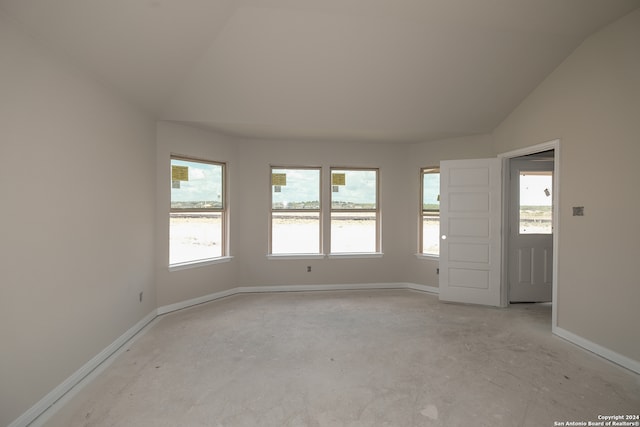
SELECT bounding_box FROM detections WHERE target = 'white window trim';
[169,256,234,272]
[328,252,384,259]
[415,253,439,260]
[420,166,440,257]
[170,155,227,267]
[329,167,380,254]
[267,254,326,261]
[269,166,323,256]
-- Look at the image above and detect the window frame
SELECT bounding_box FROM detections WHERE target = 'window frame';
[169,155,227,267]
[420,166,440,257]
[517,169,553,235]
[329,167,380,254]
[269,165,323,256]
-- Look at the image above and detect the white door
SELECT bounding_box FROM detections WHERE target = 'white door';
[508,158,553,302]
[439,158,502,306]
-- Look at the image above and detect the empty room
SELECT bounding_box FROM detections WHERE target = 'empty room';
[1,1,639,426]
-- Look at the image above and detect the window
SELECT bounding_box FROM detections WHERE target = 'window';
[420,167,440,256]
[330,168,379,253]
[170,156,226,265]
[519,171,552,234]
[270,167,321,254]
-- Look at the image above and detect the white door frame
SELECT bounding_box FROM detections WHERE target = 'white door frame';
[498,139,560,328]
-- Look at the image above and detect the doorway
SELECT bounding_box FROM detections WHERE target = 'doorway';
[508,152,554,302]
[499,140,559,328]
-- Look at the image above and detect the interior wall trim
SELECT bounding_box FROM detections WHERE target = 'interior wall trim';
[14,283,638,427]
[11,310,158,427]
[16,283,437,427]
[553,326,640,375]
[157,282,439,315]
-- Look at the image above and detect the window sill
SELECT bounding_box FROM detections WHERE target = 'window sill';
[415,253,439,260]
[328,252,384,259]
[169,256,234,272]
[266,253,385,260]
[267,254,325,261]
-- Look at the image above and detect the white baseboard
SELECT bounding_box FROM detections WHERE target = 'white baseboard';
[15,283,436,426]
[10,310,158,427]
[404,283,440,294]
[157,282,439,315]
[236,282,416,294]
[157,288,238,315]
[24,283,639,427]
[553,326,640,375]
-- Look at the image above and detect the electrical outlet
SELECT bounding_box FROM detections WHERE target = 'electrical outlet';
[436,268,439,275]
[139,291,143,302]
[307,266,312,272]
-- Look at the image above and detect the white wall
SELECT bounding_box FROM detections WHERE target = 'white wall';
[154,126,428,301]
[155,127,493,300]
[155,122,238,307]
[155,128,495,295]
[233,138,413,287]
[0,14,157,426]
[493,9,640,363]
[4,6,639,425]
[405,134,496,287]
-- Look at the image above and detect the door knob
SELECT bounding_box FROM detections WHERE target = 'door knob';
[441,235,447,240]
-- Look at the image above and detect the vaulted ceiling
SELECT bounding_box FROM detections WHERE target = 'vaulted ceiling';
[1,0,638,142]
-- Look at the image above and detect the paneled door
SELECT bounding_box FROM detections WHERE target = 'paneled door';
[508,158,553,302]
[439,158,502,306]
